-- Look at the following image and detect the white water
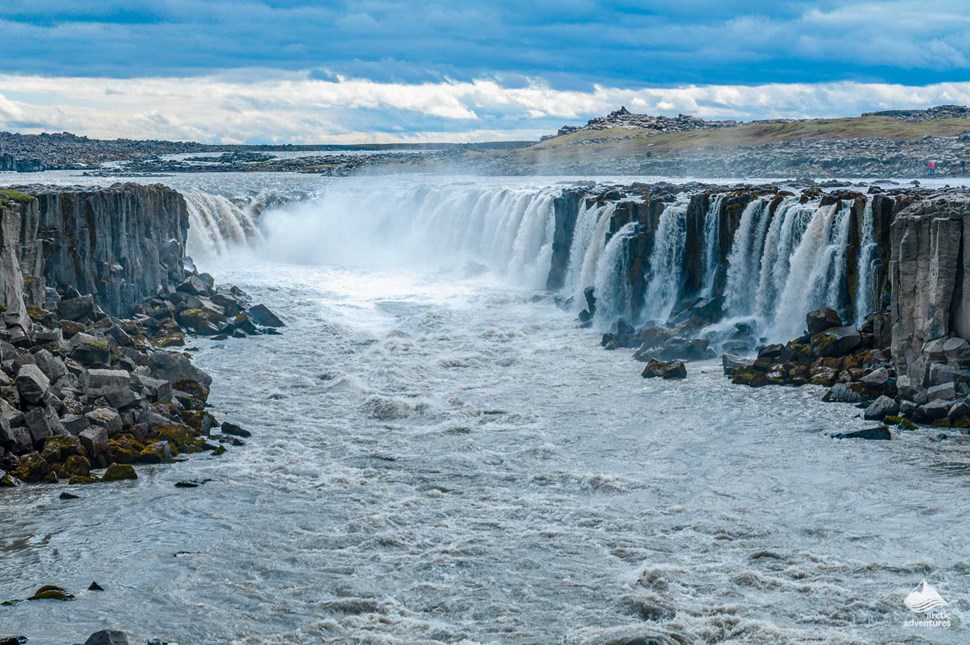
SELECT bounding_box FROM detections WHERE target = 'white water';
[593,222,636,324]
[723,197,772,317]
[1,174,969,644]
[701,194,725,296]
[772,201,854,340]
[754,198,817,322]
[856,197,880,326]
[642,199,689,323]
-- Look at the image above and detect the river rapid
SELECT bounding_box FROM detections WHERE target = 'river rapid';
[1,173,970,644]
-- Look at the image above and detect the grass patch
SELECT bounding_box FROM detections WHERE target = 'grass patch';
[0,188,34,204]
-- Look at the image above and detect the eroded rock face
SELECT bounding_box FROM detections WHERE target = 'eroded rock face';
[891,193,970,392]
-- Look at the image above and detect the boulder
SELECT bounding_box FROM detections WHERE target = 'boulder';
[147,351,212,388]
[864,396,899,421]
[722,353,753,376]
[85,408,123,436]
[24,407,64,444]
[138,440,173,463]
[221,421,251,438]
[101,463,137,481]
[33,349,67,382]
[60,413,90,436]
[177,275,210,297]
[57,294,95,322]
[915,399,952,422]
[248,304,284,328]
[15,364,50,406]
[831,426,892,440]
[69,334,110,366]
[641,359,687,380]
[132,373,173,402]
[927,382,958,402]
[812,326,862,358]
[806,308,842,335]
[944,337,970,367]
[78,426,108,458]
[85,630,130,645]
[11,451,49,482]
[85,369,131,398]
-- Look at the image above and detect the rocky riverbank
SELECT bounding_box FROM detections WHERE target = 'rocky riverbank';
[0,185,282,487]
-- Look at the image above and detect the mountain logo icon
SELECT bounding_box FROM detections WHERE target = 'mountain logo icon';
[904,579,948,613]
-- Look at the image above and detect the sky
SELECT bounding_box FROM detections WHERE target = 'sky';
[0,1,969,143]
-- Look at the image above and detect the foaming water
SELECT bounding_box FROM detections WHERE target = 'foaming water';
[2,255,969,643]
[0,175,967,643]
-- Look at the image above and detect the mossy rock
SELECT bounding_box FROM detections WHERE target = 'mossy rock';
[11,452,49,483]
[78,337,109,351]
[211,445,228,456]
[179,409,218,434]
[155,333,186,348]
[885,415,918,430]
[68,474,100,485]
[731,367,769,387]
[28,585,74,601]
[60,320,85,338]
[137,441,174,464]
[53,454,91,478]
[174,380,210,402]
[0,189,34,204]
[40,435,82,462]
[151,424,201,453]
[0,472,20,487]
[101,463,137,482]
[105,435,146,464]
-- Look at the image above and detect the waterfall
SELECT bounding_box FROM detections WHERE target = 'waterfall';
[184,191,267,257]
[250,181,562,289]
[573,203,619,304]
[701,194,725,296]
[723,197,771,316]
[753,198,817,321]
[771,201,854,340]
[593,222,637,324]
[855,198,880,326]
[642,199,689,324]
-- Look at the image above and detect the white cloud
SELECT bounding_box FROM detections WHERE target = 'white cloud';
[0,71,969,143]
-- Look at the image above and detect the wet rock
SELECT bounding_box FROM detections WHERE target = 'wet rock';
[721,353,753,376]
[138,440,173,463]
[84,630,129,645]
[175,478,210,488]
[915,399,952,422]
[220,421,251,438]
[55,454,91,478]
[806,307,842,335]
[39,435,81,462]
[15,364,50,406]
[85,369,131,398]
[57,294,94,322]
[88,581,104,591]
[59,491,79,499]
[28,584,74,601]
[248,303,284,328]
[864,396,899,421]
[11,451,48,482]
[641,359,687,380]
[101,463,137,481]
[824,382,869,403]
[831,426,891,440]
[177,275,209,297]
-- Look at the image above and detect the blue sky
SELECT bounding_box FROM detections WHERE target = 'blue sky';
[0,1,968,142]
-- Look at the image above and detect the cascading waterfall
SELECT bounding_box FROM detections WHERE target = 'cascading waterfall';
[723,197,771,317]
[642,199,689,324]
[855,198,880,326]
[184,191,266,257]
[593,222,637,324]
[753,198,817,321]
[701,194,725,296]
[572,203,619,304]
[771,201,854,341]
[183,178,871,346]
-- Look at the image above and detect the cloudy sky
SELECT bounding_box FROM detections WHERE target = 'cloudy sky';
[0,1,969,143]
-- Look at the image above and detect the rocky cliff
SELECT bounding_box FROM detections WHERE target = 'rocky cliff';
[15,184,187,317]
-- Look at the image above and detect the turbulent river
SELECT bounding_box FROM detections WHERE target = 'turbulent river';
[2,174,970,644]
